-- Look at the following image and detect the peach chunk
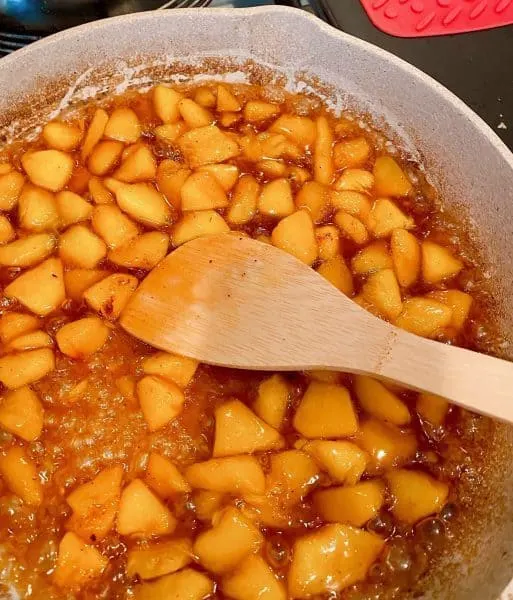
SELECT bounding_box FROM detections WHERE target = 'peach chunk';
[353,375,411,426]
[293,382,358,438]
[0,446,43,506]
[84,273,138,320]
[416,393,449,426]
[301,440,369,485]
[194,507,263,574]
[137,376,185,432]
[22,149,74,192]
[127,538,192,580]
[288,524,384,598]
[142,352,198,389]
[213,399,284,457]
[222,555,286,600]
[56,317,110,359]
[0,386,44,441]
[135,568,214,600]
[313,480,385,527]
[386,469,449,524]
[145,452,191,498]
[66,465,123,541]
[373,156,412,197]
[0,348,55,389]
[185,456,265,495]
[117,479,176,538]
[53,532,108,589]
[253,374,289,430]
[272,210,318,266]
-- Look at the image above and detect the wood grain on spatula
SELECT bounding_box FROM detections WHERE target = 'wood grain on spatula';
[120,233,513,424]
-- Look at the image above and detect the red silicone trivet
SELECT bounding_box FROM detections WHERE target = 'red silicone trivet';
[360,0,513,37]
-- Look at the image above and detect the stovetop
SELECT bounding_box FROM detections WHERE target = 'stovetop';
[0,0,511,150]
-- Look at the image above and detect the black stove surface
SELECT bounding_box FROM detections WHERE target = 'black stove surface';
[319,0,513,150]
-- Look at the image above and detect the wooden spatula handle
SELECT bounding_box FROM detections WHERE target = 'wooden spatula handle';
[338,326,513,422]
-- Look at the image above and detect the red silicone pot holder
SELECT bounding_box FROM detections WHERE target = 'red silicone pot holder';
[360,0,513,37]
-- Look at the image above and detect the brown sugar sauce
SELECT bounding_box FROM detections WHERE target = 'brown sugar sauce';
[0,81,501,600]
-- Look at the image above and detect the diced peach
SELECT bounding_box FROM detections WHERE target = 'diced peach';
[330,190,371,221]
[354,418,417,475]
[153,85,183,124]
[141,352,197,389]
[171,210,229,247]
[416,393,449,426]
[0,171,24,210]
[6,330,52,352]
[270,115,316,148]
[53,532,107,589]
[0,233,56,268]
[81,109,109,161]
[295,181,330,223]
[213,399,284,457]
[368,198,415,238]
[333,137,371,170]
[179,98,214,129]
[395,297,452,338]
[198,164,239,192]
[64,269,108,302]
[222,555,286,600]
[267,450,320,505]
[293,382,358,439]
[88,140,124,176]
[313,480,385,527]
[391,228,420,287]
[316,255,354,296]
[0,215,15,244]
[56,190,93,228]
[127,538,192,580]
[0,348,55,389]
[373,156,412,197]
[217,85,242,112]
[137,376,185,432]
[272,210,318,266]
[178,125,240,168]
[386,469,449,524]
[0,312,40,344]
[244,101,280,123]
[18,185,59,232]
[0,386,44,441]
[181,171,228,211]
[354,376,411,426]
[352,241,392,275]
[301,440,368,485]
[422,241,464,284]
[193,490,225,521]
[145,452,191,499]
[5,257,65,315]
[60,224,107,268]
[84,273,138,320]
[288,524,384,598]
[227,174,259,225]
[361,268,402,320]
[155,121,188,144]
[253,374,289,430]
[0,446,43,505]
[258,178,295,217]
[426,290,472,331]
[22,150,74,192]
[185,456,265,495]
[313,116,333,185]
[108,232,169,270]
[334,169,374,193]
[43,121,82,152]
[114,145,157,183]
[115,183,171,228]
[194,507,263,574]
[315,225,339,261]
[156,159,191,210]
[117,479,176,538]
[104,107,141,143]
[66,466,123,541]
[56,317,109,359]
[135,568,213,600]
[335,211,369,245]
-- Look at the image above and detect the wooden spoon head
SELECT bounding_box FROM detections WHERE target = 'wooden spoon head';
[120,233,365,370]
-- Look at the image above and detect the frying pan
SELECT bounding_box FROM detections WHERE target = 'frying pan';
[0,6,512,599]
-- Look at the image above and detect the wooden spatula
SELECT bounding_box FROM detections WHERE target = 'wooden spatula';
[120,233,513,423]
